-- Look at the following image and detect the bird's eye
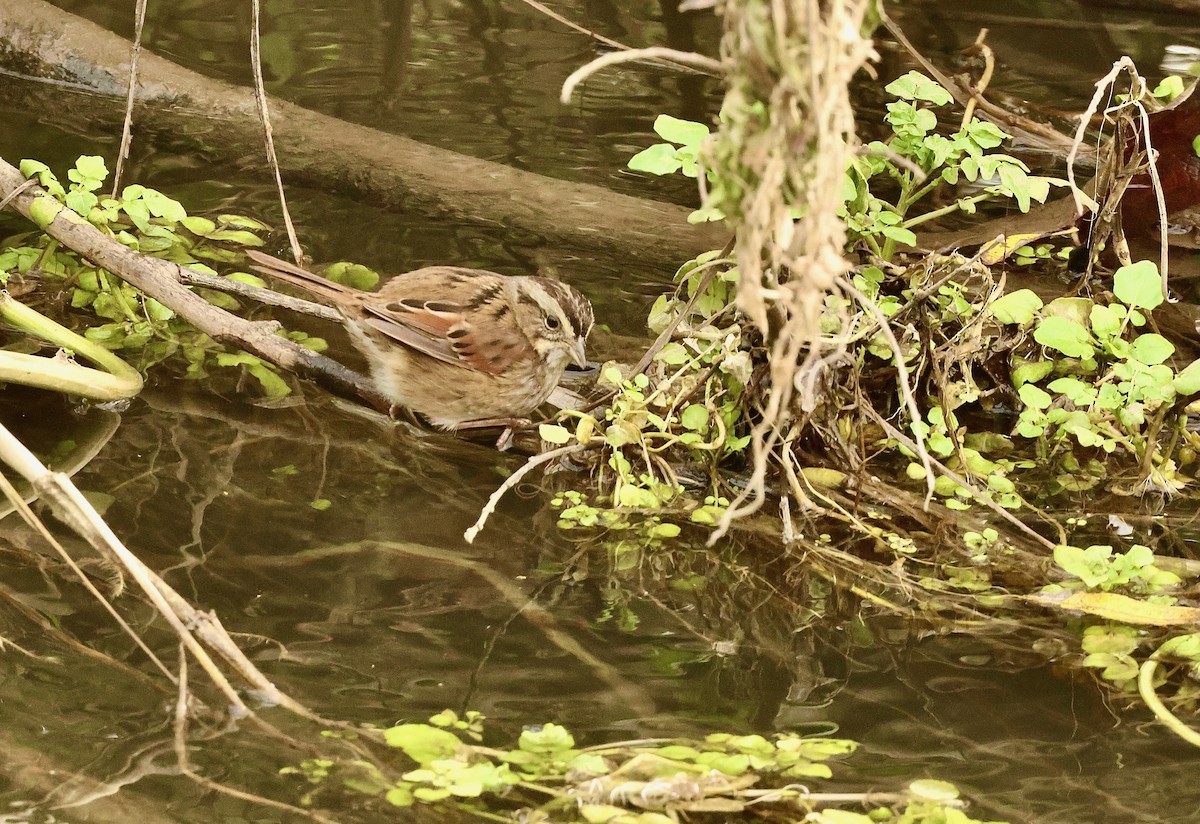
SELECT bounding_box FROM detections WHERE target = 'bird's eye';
[544,315,560,330]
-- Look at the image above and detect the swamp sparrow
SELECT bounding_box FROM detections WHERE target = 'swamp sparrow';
[246,250,594,429]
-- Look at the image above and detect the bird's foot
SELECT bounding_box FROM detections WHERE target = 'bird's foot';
[454,417,532,451]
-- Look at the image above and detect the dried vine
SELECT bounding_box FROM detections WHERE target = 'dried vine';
[703,0,881,536]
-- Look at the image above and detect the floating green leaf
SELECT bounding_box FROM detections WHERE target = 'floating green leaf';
[205,229,264,246]
[219,214,271,230]
[182,216,217,236]
[142,189,188,222]
[908,779,961,802]
[224,271,268,288]
[629,143,682,176]
[518,723,575,754]
[324,262,379,290]
[383,724,464,765]
[653,114,710,147]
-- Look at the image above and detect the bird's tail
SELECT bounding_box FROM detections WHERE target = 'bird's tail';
[245,249,357,305]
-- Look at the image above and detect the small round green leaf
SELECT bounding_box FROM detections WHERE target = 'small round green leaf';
[884,70,953,105]
[224,271,268,288]
[1174,359,1200,395]
[880,225,917,246]
[908,779,961,802]
[1129,333,1175,365]
[1113,260,1164,309]
[205,229,264,246]
[384,724,463,764]
[1089,304,1121,338]
[1018,383,1053,411]
[1012,360,1053,387]
[1033,316,1094,358]
[988,289,1043,325]
[323,262,379,290]
[680,404,709,432]
[182,216,217,236]
[604,419,640,447]
[628,144,682,176]
[29,195,63,229]
[648,522,681,539]
[655,342,690,365]
[1155,75,1186,100]
[1045,296,1094,325]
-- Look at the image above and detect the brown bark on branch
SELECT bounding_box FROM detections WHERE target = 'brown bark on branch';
[0,0,726,264]
[0,159,391,412]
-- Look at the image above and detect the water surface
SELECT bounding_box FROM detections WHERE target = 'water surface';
[1,1,1199,821]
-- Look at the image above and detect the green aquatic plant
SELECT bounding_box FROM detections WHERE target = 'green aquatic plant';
[4,155,324,396]
[842,70,1061,261]
[1052,543,1181,595]
[628,72,1061,262]
[627,115,724,224]
[281,711,1005,823]
[540,248,749,535]
[989,260,1200,494]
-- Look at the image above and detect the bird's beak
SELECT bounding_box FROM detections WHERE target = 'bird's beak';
[570,338,588,369]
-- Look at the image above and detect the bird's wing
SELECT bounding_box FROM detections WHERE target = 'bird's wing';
[362,268,533,377]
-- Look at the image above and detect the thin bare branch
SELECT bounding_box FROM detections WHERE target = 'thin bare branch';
[111,0,147,196]
[249,0,303,264]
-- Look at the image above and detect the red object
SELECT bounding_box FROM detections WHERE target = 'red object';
[1120,89,1200,235]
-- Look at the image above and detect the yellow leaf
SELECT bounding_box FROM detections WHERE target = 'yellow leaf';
[979,231,1048,265]
[1030,591,1200,626]
[799,468,848,489]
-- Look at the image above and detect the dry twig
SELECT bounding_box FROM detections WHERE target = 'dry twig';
[706,0,878,540]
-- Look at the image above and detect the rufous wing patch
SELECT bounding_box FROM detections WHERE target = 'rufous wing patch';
[361,296,531,376]
[361,298,464,367]
[446,321,529,376]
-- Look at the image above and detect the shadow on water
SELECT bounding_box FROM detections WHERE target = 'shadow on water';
[1,0,1200,821]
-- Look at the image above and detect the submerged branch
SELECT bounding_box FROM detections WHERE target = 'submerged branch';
[0,418,343,734]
